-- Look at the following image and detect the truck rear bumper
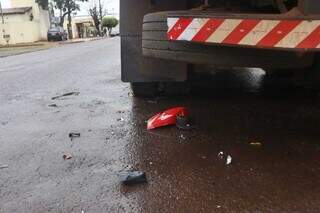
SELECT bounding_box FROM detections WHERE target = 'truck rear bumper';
[167,9,320,51]
[143,10,316,69]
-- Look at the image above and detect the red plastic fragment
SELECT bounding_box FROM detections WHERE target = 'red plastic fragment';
[147,107,189,130]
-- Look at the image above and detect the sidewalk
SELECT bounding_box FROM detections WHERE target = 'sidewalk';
[0,37,107,58]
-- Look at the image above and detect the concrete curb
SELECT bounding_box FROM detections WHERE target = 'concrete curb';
[0,42,46,49]
[58,37,107,45]
[0,37,108,49]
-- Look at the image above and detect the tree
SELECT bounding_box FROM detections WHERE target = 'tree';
[36,0,49,10]
[53,0,88,39]
[88,0,106,36]
[101,17,118,36]
[89,6,100,35]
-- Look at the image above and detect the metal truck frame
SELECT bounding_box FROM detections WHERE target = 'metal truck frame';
[121,0,320,97]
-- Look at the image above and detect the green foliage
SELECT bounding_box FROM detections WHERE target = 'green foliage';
[89,6,101,34]
[101,17,118,29]
[53,0,85,13]
[36,0,49,10]
[52,0,87,26]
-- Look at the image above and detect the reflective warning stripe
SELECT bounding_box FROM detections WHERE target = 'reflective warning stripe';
[167,17,320,49]
[167,18,193,40]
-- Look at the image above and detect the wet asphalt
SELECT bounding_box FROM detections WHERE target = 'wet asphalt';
[0,37,320,213]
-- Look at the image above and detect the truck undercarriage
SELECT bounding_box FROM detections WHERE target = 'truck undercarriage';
[121,0,320,97]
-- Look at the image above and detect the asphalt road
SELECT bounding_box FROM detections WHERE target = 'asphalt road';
[1,37,320,213]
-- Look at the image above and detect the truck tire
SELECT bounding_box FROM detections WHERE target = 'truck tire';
[130,82,158,97]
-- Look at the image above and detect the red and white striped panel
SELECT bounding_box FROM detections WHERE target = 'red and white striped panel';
[167,17,320,49]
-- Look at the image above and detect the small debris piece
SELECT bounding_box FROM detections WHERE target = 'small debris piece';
[176,114,195,130]
[69,133,80,141]
[120,171,147,185]
[179,134,186,140]
[48,104,58,107]
[250,141,262,146]
[52,92,80,100]
[117,110,125,114]
[1,121,8,126]
[0,165,9,169]
[147,107,189,130]
[146,100,157,104]
[217,151,224,159]
[226,155,232,165]
[217,205,221,208]
[117,118,125,122]
[63,154,72,160]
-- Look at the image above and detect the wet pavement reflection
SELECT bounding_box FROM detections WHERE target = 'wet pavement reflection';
[123,68,320,212]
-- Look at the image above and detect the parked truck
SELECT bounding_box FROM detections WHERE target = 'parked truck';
[121,0,320,97]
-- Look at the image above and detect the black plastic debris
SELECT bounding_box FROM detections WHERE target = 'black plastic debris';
[69,133,80,141]
[48,104,58,107]
[0,165,9,169]
[63,154,72,160]
[120,171,147,185]
[52,92,80,100]
[176,114,195,130]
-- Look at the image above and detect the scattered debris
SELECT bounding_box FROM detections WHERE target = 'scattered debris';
[226,155,232,165]
[146,99,157,104]
[0,165,9,169]
[147,107,189,130]
[1,121,8,126]
[176,114,195,130]
[52,92,80,100]
[120,171,147,185]
[217,151,224,159]
[250,141,262,146]
[128,92,133,97]
[218,152,233,165]
[48,104,58,107]
[63,154,72,160]
[179,134,187,140]
[69,132,80,141]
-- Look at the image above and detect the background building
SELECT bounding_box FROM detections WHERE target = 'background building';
[0,0,50,45]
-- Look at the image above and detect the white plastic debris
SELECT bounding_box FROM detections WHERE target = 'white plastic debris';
[217,151,224,159]
[226,155,232,165]
[250,141,262,146]
[179,134,186,140]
